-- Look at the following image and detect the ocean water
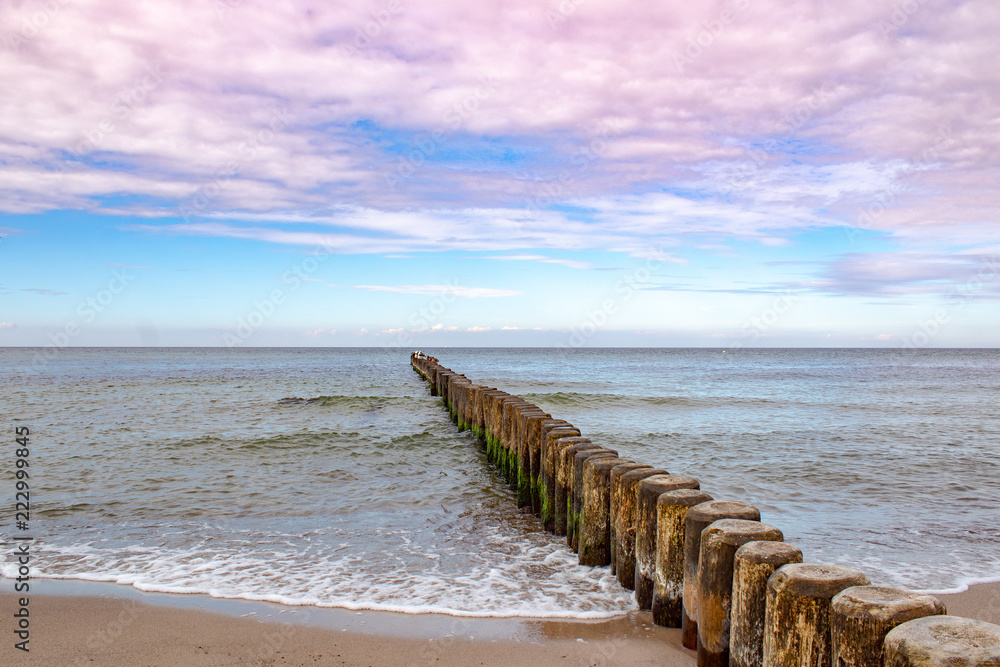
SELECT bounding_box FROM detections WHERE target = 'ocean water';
[1,347,998,618]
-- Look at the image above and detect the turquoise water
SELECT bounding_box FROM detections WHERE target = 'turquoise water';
[2,348,998,617]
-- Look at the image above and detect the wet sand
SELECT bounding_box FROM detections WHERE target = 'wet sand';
[3,579,997,666]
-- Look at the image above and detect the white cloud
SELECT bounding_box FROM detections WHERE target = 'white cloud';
[353,284,522,298]
[485,254,596,270]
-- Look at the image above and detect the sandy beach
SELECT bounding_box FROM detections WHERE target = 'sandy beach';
[3,579,998,666]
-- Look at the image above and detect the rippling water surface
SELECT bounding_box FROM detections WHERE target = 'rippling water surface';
[2,348,998,617]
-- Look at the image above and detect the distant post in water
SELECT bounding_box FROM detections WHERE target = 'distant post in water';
[730,541,803,667]
[763,563,870,667]
[831,586,946,667]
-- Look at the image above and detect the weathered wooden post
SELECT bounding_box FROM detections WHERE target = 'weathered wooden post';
[730,541,803,667]
[883,616,1000,667]
[681,500,760,650]
[481,391,507,461]
[570,448,618,552]
[831,586,946,667]
[516,409,549,506]
[651,488,715,628]
[526,416,559,514]
[553,436,594,536]
[579,456,632,567]
[562,441,602,547]
[763,563,870,667]
[609,462,653,575]
[540,423,580,531]
[696,519,784,667]
[492,395,520,478]
[635,475,701,610]
[613,467,669,589]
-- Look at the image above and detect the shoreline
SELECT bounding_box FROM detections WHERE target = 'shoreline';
[3,579,692,666]
[3,578,998,665]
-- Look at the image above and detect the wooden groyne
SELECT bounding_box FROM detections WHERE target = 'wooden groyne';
[410,352,1000,666]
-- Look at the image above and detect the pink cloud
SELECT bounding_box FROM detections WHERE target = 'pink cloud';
[0,0,997,250]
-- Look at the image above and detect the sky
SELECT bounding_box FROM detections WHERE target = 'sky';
[1,0,999,348]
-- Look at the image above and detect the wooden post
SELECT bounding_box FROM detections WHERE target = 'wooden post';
[492,396,514,481]
[682,500,760,650]
[579,456,631,567]
[609,462,653,575]
[730,541,803,667]
[696,519,783,667]
[651,488,715,628]
[540,424,580,531]
[570,448,618,552]
[635,475,701,610]
[613,467,669,590]
[561,441,602,548]
[884,616,1000,667]
[831,586,946,667]
[516,410,549,507]
[553,436,593,536]
[526,416,559,514]
[763,563,870,667]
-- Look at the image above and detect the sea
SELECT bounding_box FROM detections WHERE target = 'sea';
[2,347,998,619]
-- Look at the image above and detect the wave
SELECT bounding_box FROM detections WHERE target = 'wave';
[520,391,777,409]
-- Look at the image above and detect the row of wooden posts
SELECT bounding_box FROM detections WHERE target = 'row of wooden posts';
[410,352,1000,667]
